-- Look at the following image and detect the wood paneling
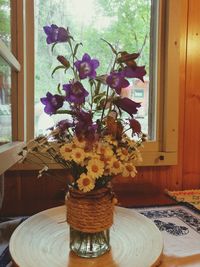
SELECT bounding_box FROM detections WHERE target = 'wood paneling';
[182,0,200,189]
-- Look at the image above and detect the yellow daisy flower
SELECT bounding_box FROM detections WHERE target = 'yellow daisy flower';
[73,136,86,148]
[77,173,95,192]
[116,147,130,161]
[129,149,143,163]
[125,138,137,149]
[83,145,99,159]
[96,143,113,159]
[71,147,86,164]
[96,142,106,154]
[103,135,118,146]
[87,159,104,179]
[90,153,101,161]
[59,143,73,160]
[122,163,137,178]
[108,157,123,175]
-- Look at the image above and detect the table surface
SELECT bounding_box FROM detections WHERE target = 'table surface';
[9,206,163,267]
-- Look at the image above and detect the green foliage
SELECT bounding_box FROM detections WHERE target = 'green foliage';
[0,0,10,45]
[34,0,151,102]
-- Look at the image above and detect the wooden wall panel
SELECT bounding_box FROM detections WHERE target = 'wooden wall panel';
[182,0,200,189]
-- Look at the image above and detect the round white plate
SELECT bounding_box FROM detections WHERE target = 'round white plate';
[10,206,163,267]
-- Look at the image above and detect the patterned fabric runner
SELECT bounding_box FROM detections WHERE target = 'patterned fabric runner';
[166,189,200,210]
[135,204,200,266]
[1,205,200,267]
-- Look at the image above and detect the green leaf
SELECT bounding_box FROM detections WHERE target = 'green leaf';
[95,80,101,95]
[55,110,75,115]
[57,83,62,95]
[101,38,118,55]
[89,78,95,88]
[115,105,122,117]
[95,75,107,85]
[69,36,74,41]
[74,42,83,57]
[51,66,66,78]
[51,42,57,53]
[93,92,106,104]
[64,64,70,73]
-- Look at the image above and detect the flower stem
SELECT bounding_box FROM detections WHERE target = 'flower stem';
[100,84,110,124]
[100,53,119,124]
[68,40,78,80]
[122,127,131,135]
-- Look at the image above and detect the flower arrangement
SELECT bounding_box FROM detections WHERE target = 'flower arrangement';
[19,24,147,193]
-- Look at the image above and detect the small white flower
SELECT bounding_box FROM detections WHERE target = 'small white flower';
[38,165,49,177]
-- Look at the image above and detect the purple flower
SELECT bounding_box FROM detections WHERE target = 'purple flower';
[74,111,97,141]
[76,110,93,125]
[75,123,97,141]
[74,53,99,79]
[63,81,89,104]
[43,24,70,44]
[129,119,141,135]
[122,66,146,82]
[114,97,141,117]
[40,92,64,115]
[57,119,73,132]
[106,71,130,94]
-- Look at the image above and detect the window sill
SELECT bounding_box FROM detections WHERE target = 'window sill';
[139,151,177,166]
[0,142,24,175]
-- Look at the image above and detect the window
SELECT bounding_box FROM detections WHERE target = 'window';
[31,0,181,166]
[0,0,11,145]
[0,0,24,175]
[0,56,12,144]
[34,0,152,137]
[9,0,182,170]
[0,0,11,48]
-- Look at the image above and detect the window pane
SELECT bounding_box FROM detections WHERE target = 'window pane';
[0,56,12,144]
[0,0,11,48]
[34,0,153,137]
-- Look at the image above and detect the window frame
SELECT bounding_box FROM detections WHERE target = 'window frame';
[10,0,185,171]
[136,0,181,166]
[0,0,24,175]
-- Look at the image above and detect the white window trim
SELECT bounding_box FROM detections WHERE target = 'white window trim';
[137,0,182,166]
[10,0,185,171]
[0,40,20,71]
[0,142,24,175]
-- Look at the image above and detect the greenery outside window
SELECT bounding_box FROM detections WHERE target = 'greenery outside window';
[34,0,152,138]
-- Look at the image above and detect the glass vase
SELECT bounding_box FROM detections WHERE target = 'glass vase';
[69,226,110,258]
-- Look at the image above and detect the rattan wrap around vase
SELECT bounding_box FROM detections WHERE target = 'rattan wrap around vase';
[66,187,114,233]
[65,187,114,258]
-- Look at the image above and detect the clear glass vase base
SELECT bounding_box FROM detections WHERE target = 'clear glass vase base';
[70,227,110,258]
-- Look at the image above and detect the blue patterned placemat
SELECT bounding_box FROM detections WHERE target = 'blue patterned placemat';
[135,204,200,264]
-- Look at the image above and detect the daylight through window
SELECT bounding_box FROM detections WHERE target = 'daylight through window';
[34,0,156,138]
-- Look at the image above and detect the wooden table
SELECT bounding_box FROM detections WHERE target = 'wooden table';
[9,206,163,267]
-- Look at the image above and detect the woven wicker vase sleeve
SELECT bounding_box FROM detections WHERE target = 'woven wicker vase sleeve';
[66,187,114,233]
